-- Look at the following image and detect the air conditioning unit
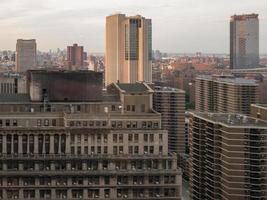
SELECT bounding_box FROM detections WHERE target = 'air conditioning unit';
[139,193,144,197]
[156,181,159,184]
[123,195,128,198]
[134,181,137,185]
[117,193,122,197]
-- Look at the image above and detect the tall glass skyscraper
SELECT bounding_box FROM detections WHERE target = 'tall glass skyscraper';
[105,14,152,85]
[230,14,259,69]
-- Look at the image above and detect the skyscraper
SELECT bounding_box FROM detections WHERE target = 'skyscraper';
[67,44,84,70]
[230,14,259,69]
[16,39,37,72]
[189,112,267,200]
[153,86,185,154]
[105,14,152,85]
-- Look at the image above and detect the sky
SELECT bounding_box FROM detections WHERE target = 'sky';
[0,0,266,53]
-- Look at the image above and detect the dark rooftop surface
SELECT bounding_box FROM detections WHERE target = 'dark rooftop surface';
[117,83,149,93]
[0,94,30,102]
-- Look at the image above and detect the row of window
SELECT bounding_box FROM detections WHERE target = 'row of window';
[1,175,176,186]
[0,188,178,199]
[0,119,56,127]
[0,159,174,171]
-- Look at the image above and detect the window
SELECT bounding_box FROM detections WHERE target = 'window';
[132,105,135,112]
[144,146,148,154]
[126,122,131,128]
[0,120,2,127]
[102,121,107,126]
[104,135,108,143]
[96,121,100,126]
[134,134,139,143]
[159,146,163,154]
[119,146,123,154]
[97,135,101,143]
[84,146,88,154]
[149,146,154,154]
[91,146,95,154]
[147,122,152,128]
[52,119,56,126]
[44,119,49,126]
[113,146,117,155]
[89,121,94,127]
[13,120,17,126]
[37,119,41,126]
[77,147,81,155]
[119,134,123,143]
[97,146,101,154]
[113,134,117,143]
[126,105,131,111]
[84,135,88,143]
[149,134,154,142]
[132,121,137,128]
[134,146,139,154]
[111,105,116,111]
[104,146,108,154]
[142,121,146,128]
[128,134,133,142]
[159,134,163,142]
[154,122,159,129]
[128,146,133,154]
[144,134,148,142]
[77,135,81,144]
[6,120,10,126]
[83,121,88,126]
[77,105,81,112]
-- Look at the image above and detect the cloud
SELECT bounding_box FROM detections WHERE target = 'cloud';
[0,0,266,53]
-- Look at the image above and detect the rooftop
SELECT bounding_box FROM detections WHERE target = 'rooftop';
[196,75,258,86]
[154,86,185,93]
[116,82,151,93]
[191,112,267,128]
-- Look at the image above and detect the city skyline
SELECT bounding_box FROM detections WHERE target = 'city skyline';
[0,0,266,53]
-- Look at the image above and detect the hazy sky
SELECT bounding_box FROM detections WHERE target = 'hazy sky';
[0,0,266,53]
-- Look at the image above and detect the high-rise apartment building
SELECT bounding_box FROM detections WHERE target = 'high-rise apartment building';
[105,14,152,85]
[0,73,182,199]
[189,112,267,200]
[67,44,84,70]
[230,14,259,69]
[153,86,185,154]
[16,39,37,72]
[195,75,259,114]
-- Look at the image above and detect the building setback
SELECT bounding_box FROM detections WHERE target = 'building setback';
[0,76,182,199]
[153,86,185,154]
[195,75,259,114]
[230,14,259,69]
[105,14,152,85]
[16,39,37,72]
[189,112,267,200]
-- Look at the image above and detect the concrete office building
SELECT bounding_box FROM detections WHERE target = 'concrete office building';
[16,39,37,72]
[67,44,84,70]
[0,74,182,199]
[189,112,267,200]
[153,86,185,154]
[0,73,26,94]
[230,14,259,69]
[195,75,259,114]
[105,14,152,85]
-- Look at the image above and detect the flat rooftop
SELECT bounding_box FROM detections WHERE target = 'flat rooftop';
[154,86,185,93]
[196,75,258,86]
[191,112,267,128]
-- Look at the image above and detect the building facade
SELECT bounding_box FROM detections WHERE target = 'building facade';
[16,39,37,72]
[195,75,259,114]
[230,14,259,69]
[153,86,185,154]
[0,79,182,199]
[189,112,267,200]
[105,14,152,85]
[67,44,84,70]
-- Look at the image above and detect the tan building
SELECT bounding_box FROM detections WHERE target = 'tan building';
[105,14,152,85]
[153,86,185,154]
[0,80,182,199]
[195,75,259,114]
[16,39,37,72]
[251,104,267,121]
[67,44,84,70]
[189,112,267,200]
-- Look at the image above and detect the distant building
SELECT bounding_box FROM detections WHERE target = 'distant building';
[16,39,37,72]
[153,86,185,154]
[230,14,259,69]
[195,75,259,114]
[67,44,84,70]
[105,14,152,85]
[0,73,26,94]
[189,112,267,200]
